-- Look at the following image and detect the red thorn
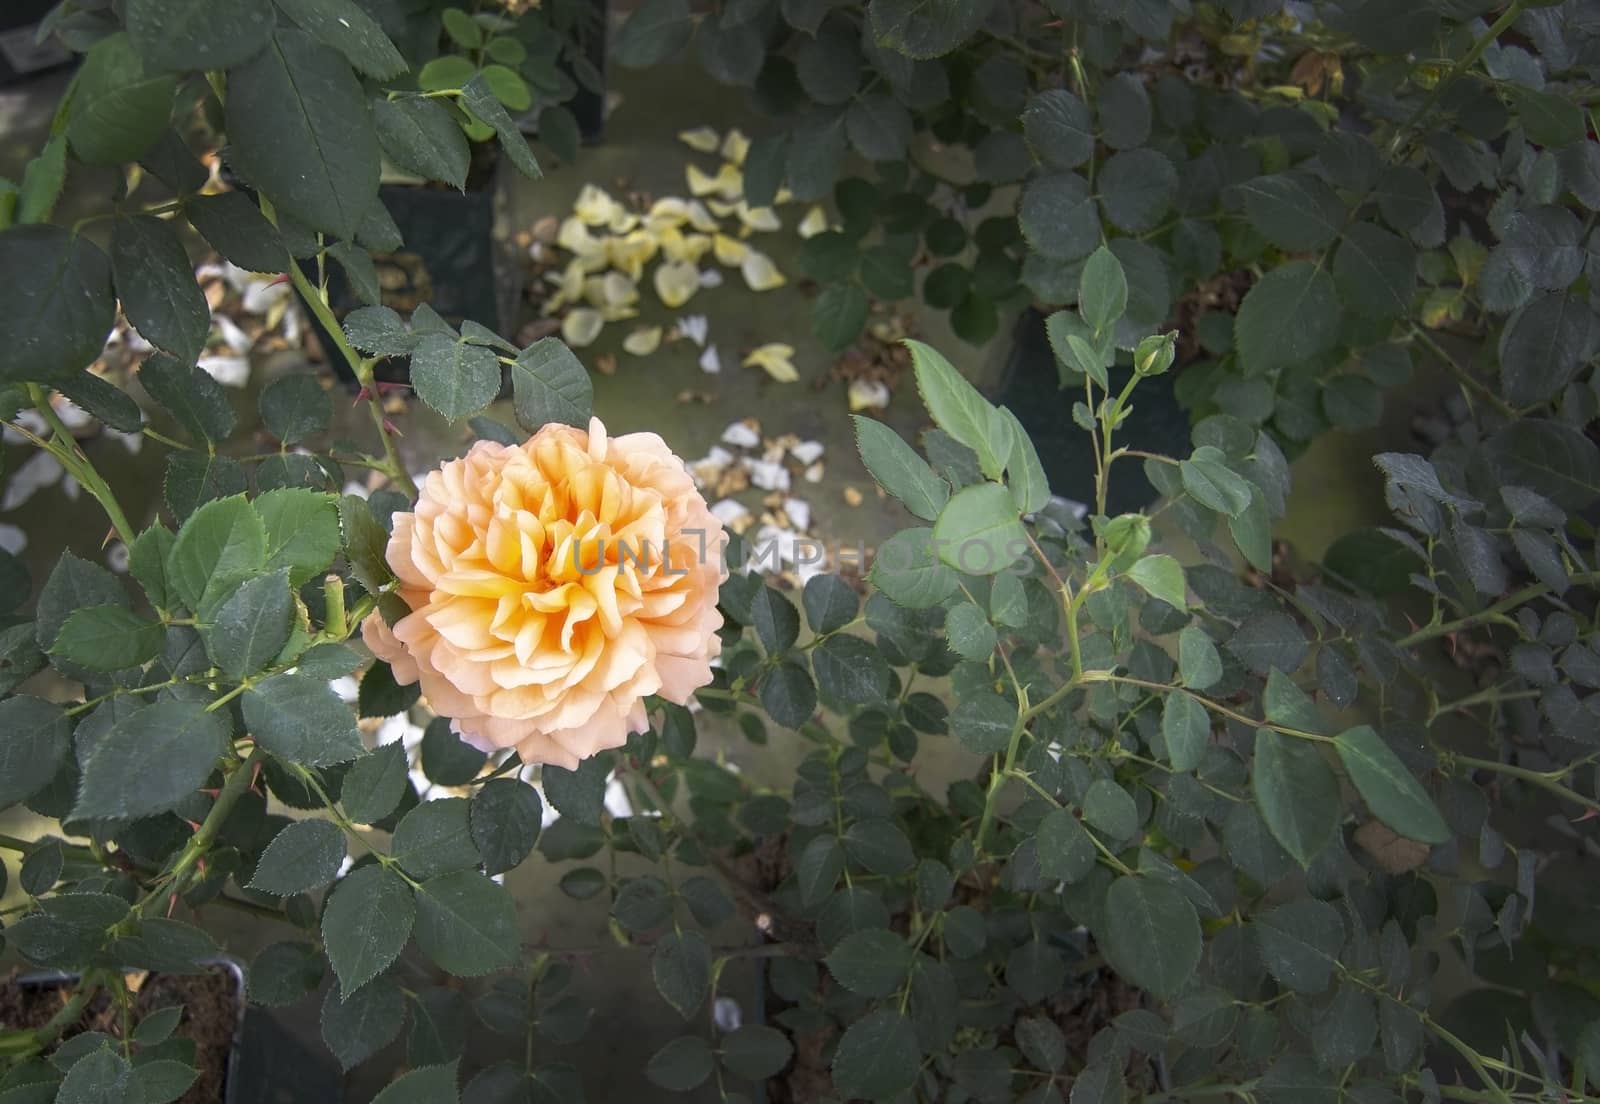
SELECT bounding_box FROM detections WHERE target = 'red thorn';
[166,893,178,918]
[268,274,290,287]
[182,818,202,833]
[199,788,220,798]
[382,419,404,438]
[352,386,371,405]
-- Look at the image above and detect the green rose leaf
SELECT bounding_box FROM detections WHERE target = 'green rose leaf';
[414,870,519,977]
[50,606,163,672]
[67,33,176,166]
[830,1008,921,1100]
[1126,554,1187,611]
[204,569,294,679]
[652,930,712,1018]
[243,674,365,766]
[825,929,912,998]
[1252,729,1340,868]
[1100,876,1201,999]
[227,30,380,239]
[249,818,347,896]
[0,696,70,811]
[110,216,211,368]
[1334,726,1450,844]
[323,865,415,998]
[1235,261,1343,377]
[0,226,115,385]
[77,700,230,820]
[411,334,501,421]
[933,483,1026,576]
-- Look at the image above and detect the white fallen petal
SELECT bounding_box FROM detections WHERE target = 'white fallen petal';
[214,313,253,354]
[784,497,812,531]
[199,355,250,387]
[0,524,26,555]
[675,314,709,346]
[790,439,825,464]
[745,459,791,492]
[699,345,721,374]
[721,420,761,448]
[710,499,752,526]
[0,451,63,512]
[54,399,93,431]
[698,268,723,289]
[241,279,287,314]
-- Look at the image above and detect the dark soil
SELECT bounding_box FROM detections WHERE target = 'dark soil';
[0,965,240,1103]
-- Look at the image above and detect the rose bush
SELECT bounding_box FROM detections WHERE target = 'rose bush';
[0,2,1597,1103]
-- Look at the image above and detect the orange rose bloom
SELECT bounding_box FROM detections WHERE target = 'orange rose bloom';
[362,417,726,768]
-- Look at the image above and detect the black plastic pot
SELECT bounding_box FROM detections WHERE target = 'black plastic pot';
[0,0,72,86]
[310,158,522,389]
[14,958,342,1103]
[560,0,608,143]
[998,307,1189,514]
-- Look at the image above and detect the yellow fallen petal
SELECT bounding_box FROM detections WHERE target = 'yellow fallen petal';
[721,128,750,166]
[607,211,640,235]
[600,303,640,323]
[557,216,601,257]
[706,198,740,218]
[686,163,721,197]
[623,326,663,356]
[606,230,659,279]
[561,308,604,347]
[601,271,638,306]
[678,126,720,153]
[662,231,713,264]
[774,186,795,206]
[544,258,586,309]
[738,203,782,233]
[581,275,608,307]
[798,205,830,239]
[741,249,786,292]
[710,163,744,200]
[654,260,701,309]
[713,233,749,266]
[574,183,620,227]
[685,200,719,233]
[742,342,799,383]
[848,378,891,412]
[648,197,691,228]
